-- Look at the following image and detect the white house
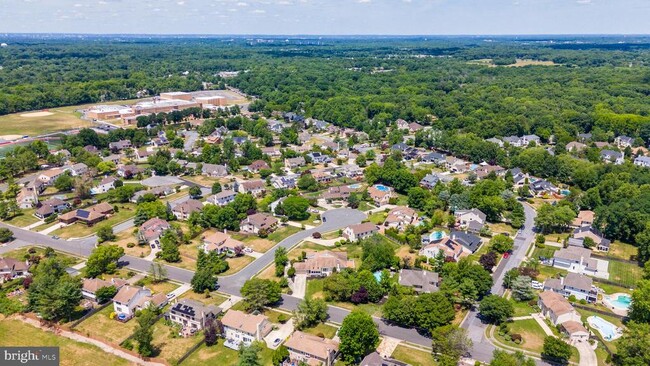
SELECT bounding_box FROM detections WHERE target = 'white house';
[91,176,117,195]
[614,135,634,148]
[454,208,486,226]
[600,150,624,165]
[238,180,266,197]
[552,247,603,277]
[342,222,378,242]
[38,168,65,185]
[0,258,30,282]
[204,190,237,207]
[222,310,272,350]
[538,291,582,325]
[112,285,168,318]
[543,272,597,303]
[634,156,650,168]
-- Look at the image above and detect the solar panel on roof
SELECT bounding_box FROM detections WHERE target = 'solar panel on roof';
[77,210,90,219]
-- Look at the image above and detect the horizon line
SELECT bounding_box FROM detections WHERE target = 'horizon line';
[2,32,650,38]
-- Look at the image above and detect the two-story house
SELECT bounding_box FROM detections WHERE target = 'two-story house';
[383,206,418,231]
[91,177,117,195]
[204,190,237,207]
[284,331,340,366]
[171,199,203,221]
[138,218,171,248]
[166,299,220,333]
[543,272,597,303]
[222,310,272,350]
[293,251,354,277]
[202,231,245,256]
[238,180,266,197]
[112,285,168,318]
[239,213,278,235]
[398,269,440,294]
[0,258,30,283]
[600,150,624,165]
[552,246,602,277]
[343,222,379,242]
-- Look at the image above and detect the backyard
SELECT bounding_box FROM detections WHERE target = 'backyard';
[151,319,203,364]
[607,260,642,289]
[74,306,138,345]
[182,339,274,366]
[0,318,131,366]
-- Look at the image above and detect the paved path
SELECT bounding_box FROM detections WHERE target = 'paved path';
[286,221,315,230]
[511,315,534,321]
[18,316,164,366]
[24,220,45,230]
[575,340,597,366]
[291,274,307,299]
[377,337,400,358]
[307,238,340,246]
[531,313,555,337]
[39,223,64,235]
[167,283,191,298]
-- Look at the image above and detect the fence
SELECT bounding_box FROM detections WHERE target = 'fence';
[69,300,114,329]
[572,303,626,320]
[592,253,637,265]
[592,276,636,290]
[176,339,205,365]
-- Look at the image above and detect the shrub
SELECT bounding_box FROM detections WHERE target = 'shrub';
[528,300,537,306]
[278,314,289,324]
[316,332,325,338]
[127,243,135,248]
[568,295,577,302]
[312,232,321,239]
[511,333,522,344]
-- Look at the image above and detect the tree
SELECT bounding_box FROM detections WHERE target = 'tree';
[159,230,181,262]
[274,247,289,277]
[629,279,650,323]
[511,276,535,302]
[95,285,117,304]
[85,245,124,278]
[211,182,222,194]
[479,251,498,272]
[149,262,168,283]
[238,343,262,366]
[191,266,219,293]
[339,311,379,363]
[490,350,535,366]
[189,185,202,199]
[54,173,74,192]
[479,295,514,324]
[541,336,571,364]
[294,298,328,330]
[204,318,223,346]
[27,258,82,322]
[347,192,360,209]
[297,174,319,192]
[503,268,520,289]
[241,279,282,312]
[0,228,14,243]
[582,237,595,249]
[490,235,514,253]
[96,224,116,243]
[431,325,472,365]
[133,308,157,357]
[615,321,650,366]
[272,345,289,366]
[279,196,310,220]
[360,236,398,271]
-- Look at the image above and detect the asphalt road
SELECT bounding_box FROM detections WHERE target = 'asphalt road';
[460,203,553,365]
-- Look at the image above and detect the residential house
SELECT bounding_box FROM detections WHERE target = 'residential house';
[383,206,418,231]
[367,185,394,206]
[566,141,587,152]
[360,352,409,366]
[84,145,99,154]
[510,168,528,188]
[308,152,331,164]
[543,273,597,303]
[35,198,70,219]
[261,147,281,158]
[58,202,114,226]
[137,218,171,248]
[420,237,464,261]
[271,175,297,189]
[117,165,143,178]
[38,168,65,185]
[445,156,469,173]
[486,138,504,148]
[238,180,266,197]
[166,299,220,332]
[502,136,523,147]
[204,190,237,207]
[202,163,228,177]
[109,140,132,152]
[450,230,482,253]
[614,135,634,149]
[0,258,30,282]
[571,210,595,228]
[312,171,333,184]
[538,291,583,325]
[91,177,117,195]
[222,310,272,350]
[338,164,364,179]
[634,156,650,168]
[112,285,168,318]
[552,247,602,277]
[577,133,592,142]
[343,222,379,242]
[321,185,352,203]
[420,152,446,165]
[561,321,590,343]
[475,165,506,179]
[82,278,123,302]
[600,150,624,165]
[284,331,340,366]
[395,119,410,130]
[294,251,354,277]
[16,187,39,209]
[202,231,245,256]
[103,154,122,165]
[522,134,541,146]
[454,209,486,227]
[172,199,203,220]
[407,122,423,133]
[239,213,278,235]
[135,149,153,162]
[572,226,611,252]
[531,179,559,196]
[419,174,439,189]
[64,163,88,177]
[398,269,440,293]
[248,160,270,173]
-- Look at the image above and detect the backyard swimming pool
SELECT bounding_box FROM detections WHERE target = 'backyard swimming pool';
[373,184,390,192]
[588,316,622,341]
[348,183,362,189]
[604,293,632,311]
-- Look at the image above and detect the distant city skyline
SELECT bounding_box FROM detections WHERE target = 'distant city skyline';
[1,0,649,35]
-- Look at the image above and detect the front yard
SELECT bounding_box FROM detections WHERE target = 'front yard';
[111,230,151,258]
[495,318,548,354]
[222,255,255,275]
[391,344,435,366]
[51,203,136,239]
[3,209,40,227]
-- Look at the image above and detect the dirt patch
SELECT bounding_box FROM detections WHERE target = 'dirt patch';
[20,111,55,117]
[0,134,24,141]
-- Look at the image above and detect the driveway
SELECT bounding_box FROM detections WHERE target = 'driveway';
[575,340,597,366]
[291,274,307,299]
[264,318,294,349]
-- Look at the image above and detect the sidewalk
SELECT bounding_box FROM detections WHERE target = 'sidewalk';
[219,295,242,311]
[287,221,315,230]
[23,220,45,230]
[39,223,64,235]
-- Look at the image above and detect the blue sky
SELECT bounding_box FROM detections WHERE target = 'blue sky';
[1,0,649,35]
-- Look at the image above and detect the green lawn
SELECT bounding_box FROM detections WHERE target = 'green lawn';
[302,323,338,339]
[3,209,40,227]
[2,247,81,267]
[391,344,435,366]
[151,319,202,364]
[367,211,387,225]
[306,278,325,299]
[357,201,375,212]
[496,319,548,354]
[267,225,302,243]
[511,299,536,317]
[75,305,138,345]
[536,265,569,282]
[606,241,637,262]
[0,319,132,366]
[227,302,290,324]
[531,246,559,261]
[607,260,642,288]
[183,339,274,366]
[178,290,229,307]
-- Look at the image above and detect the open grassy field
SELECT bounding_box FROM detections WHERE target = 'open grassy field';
[607,260,642,288]
[606,241,638,262]
[222,255,255,275]
[531,246,559,261]
[267,225,302,243]
[151,319,202,363]
[178,290,229,307]
[183,339,274,366]
[74,305,138,345]
[367,211,387,224]
[0,109,91,137]
[496,318,548,354]
[0,318,132,366]
[511,299,536,317]
[391,344,435,366]
[2,247,82,267]
[137,276,180,295]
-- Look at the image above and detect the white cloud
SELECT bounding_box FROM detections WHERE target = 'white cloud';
[576,0,592,4]
[358,0,371,2]
[237,2,249,6]
[252,9,266,13]
[177,1,186,5]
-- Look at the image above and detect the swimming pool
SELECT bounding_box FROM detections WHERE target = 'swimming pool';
[429,231,446,241]
[604,293,632,311]
[373,184,390,192]
[588,316,622,341]
[561,189,571,196]
[348,183,362,189]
